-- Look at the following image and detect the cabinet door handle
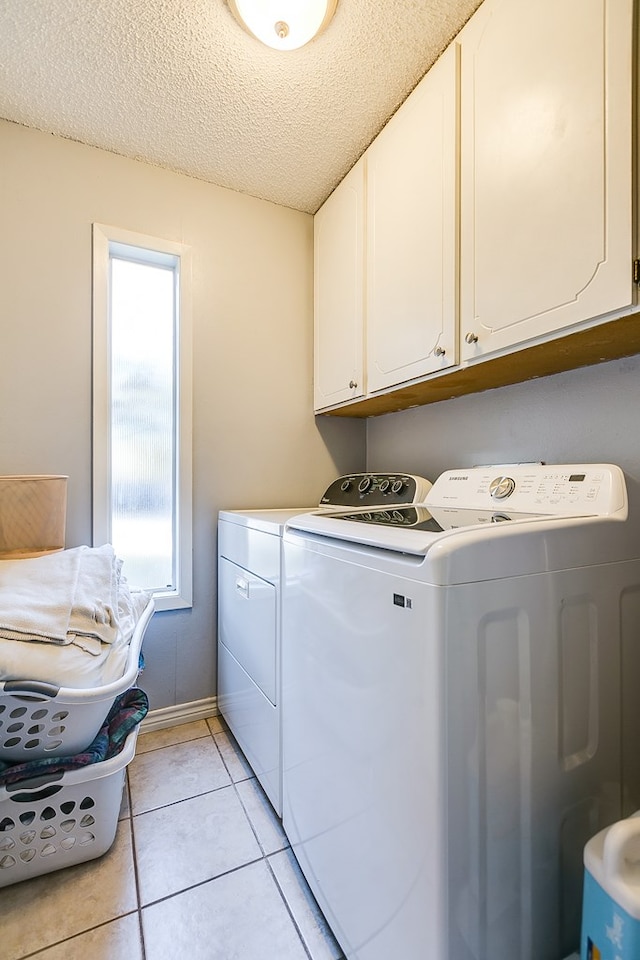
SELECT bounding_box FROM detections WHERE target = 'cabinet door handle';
[434,346,446,357]
[465,332,479,345]
[349,380,358,389]
[235,577,249,599]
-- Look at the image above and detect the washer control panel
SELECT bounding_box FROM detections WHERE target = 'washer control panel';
[426,464,627,517]
[319,473,432,508]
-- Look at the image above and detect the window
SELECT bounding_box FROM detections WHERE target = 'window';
[92,224,192,611]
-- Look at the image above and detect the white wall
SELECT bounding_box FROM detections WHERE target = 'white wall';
[0,119,366,710]
[366,353,640,511]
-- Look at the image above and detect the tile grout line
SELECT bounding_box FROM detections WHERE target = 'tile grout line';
[208,718,276,861]
[214,722,346,960]
[263,851,316,960]
[135,853,267,912]
[135,732,211,757]
[130,779,243,818]
[14,780,143,960]
[105,720,335,959]
[213,723,327,960]
[206,718,317,958]
[132,721,269,918]
[126,768,148,960]
[130,722,223,957]
[129,721,224,957]
[15,912,142,960]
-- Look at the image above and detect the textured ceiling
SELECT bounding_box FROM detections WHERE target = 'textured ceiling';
[0,0,482,214]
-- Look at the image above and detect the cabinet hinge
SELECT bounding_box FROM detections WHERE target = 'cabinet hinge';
[634,259,640,284]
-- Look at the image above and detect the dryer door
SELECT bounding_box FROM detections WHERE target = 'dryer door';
[218,557,276,704]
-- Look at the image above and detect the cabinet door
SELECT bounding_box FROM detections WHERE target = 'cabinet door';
[367,42,459,394]
[314,158,365,411]
[460,0,633,361]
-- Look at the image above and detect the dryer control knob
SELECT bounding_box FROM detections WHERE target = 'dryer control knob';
[490,476,516,500]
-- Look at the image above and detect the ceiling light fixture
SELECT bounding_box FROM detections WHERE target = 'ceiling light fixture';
[228,0,338,51]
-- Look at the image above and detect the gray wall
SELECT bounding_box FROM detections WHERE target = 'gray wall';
[0,119,366,711]
[5,117,636,714]
[366,354,640,510]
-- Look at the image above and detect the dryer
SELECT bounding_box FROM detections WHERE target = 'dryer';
[217,472,432,814]
[281,464,640,960]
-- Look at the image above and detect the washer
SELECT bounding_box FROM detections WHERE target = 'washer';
[217,472,432,814]
[281,463,640,960]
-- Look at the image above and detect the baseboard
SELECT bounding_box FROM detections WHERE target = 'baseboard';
[141,696,219,732]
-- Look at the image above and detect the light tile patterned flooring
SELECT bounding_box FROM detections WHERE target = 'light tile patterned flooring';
[1,716,345,960]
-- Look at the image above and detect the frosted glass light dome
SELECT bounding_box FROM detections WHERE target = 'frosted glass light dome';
[229,0,338,51]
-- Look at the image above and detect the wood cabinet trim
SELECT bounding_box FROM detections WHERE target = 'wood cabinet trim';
[320,313,640,418]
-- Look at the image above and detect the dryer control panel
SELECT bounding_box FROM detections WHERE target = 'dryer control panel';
[426,464,627,518]
[319,473,432,508]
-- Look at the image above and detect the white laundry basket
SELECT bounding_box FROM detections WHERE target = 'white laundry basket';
[0,599,154,761]
[0,725,139,887]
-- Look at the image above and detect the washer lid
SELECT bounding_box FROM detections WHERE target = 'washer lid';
[285,505,547,558]
[327,504,543,532]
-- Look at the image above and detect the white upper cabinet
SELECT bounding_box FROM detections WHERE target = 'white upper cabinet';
[314,0,636,416]
[366,43,460,393]
[459,0,634,361]
[314,157,365,411]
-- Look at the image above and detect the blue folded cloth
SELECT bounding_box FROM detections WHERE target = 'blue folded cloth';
[0,687,148,787]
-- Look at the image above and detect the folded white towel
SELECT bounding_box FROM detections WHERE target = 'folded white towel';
[68,545,120,646]
[0,545,121,649]
[0,582,152,688]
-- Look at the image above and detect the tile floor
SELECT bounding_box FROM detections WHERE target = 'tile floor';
[1,716,345,960]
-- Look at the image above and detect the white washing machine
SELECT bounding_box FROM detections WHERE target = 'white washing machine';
[281,464,640,960]
[217,472,432,814]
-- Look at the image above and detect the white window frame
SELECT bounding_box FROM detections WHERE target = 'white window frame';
[92,223,193,611]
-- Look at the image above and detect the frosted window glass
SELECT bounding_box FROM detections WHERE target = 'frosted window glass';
[109,257,176,591]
